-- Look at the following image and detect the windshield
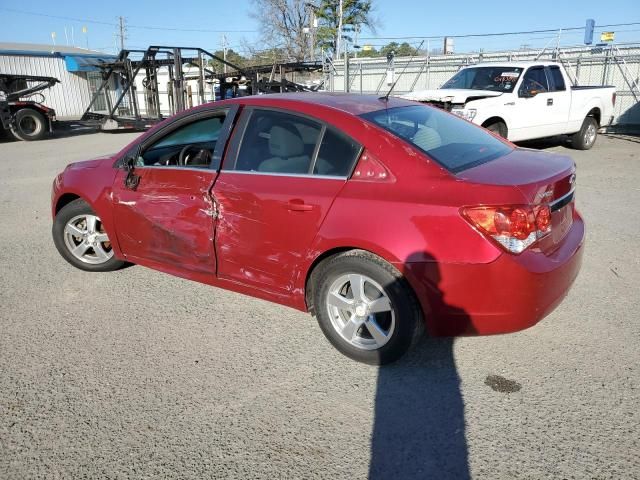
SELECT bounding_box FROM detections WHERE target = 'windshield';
[360,105,513,173]
[442,67,523,92]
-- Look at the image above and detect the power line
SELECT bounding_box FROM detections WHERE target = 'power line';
[0,6,117,26]
[360,22,640,41]
[127,24,257,33]
[0,6,258,33]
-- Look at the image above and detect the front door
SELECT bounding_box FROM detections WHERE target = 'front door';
[510,66,551,141]
[213,107,362,295]
[111,107,235,276]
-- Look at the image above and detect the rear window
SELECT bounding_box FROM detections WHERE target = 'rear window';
[360,105,513,173]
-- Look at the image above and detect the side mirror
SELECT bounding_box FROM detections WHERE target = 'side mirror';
[520,89,538,98]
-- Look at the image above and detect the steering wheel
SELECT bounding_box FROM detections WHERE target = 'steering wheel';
[178,145,192,166]
[178,145,212,166]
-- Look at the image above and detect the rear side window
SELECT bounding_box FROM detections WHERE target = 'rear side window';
[360,105,513,173]
[547,66,566,91]
[234,110,322,174]
[315,127,361,176]
[520,67,549,94]
[229,109,361,177]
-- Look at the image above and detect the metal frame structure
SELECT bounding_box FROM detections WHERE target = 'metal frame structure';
[81,45,323,130]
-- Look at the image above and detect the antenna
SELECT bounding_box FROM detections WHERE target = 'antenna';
[379,40,424,101]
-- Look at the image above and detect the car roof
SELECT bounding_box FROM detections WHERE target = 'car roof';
[228,92,417,115]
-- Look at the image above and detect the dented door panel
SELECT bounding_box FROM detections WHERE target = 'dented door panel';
[213,172,345,295]
[112,167,217,275]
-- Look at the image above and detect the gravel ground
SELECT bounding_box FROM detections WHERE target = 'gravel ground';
[0,130,638,479]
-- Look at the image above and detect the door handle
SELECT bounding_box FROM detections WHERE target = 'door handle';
[547,98,554,106]
[287,200,313,212]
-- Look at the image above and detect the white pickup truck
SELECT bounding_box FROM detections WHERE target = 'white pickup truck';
[401,61,616,149]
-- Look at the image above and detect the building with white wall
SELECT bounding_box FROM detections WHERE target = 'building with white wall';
[0,42,116,119]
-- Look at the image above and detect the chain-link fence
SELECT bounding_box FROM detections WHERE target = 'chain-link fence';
[330,43,640,128]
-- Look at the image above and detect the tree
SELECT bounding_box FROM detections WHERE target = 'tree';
[208,49,247,73]
[379,42,416,58]
[249,0,313,61]
[315,0,376,57]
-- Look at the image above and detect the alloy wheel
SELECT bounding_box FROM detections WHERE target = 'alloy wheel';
[325,273,395,350]
[63,214,113,265]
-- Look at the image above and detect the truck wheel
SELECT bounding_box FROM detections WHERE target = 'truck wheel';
[485,121,507,138]
[10,108,48,141]
[571,116,598,150]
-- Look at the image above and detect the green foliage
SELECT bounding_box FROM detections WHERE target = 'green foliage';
[315,0,375,54]
[208,49,247,73]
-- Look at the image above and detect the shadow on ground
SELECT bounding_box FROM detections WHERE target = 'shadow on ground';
[369,251,471,479]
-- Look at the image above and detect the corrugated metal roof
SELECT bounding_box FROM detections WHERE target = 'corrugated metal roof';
[0,42,115,57]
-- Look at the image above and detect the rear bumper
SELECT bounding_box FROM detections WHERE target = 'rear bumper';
[404,213,585,336]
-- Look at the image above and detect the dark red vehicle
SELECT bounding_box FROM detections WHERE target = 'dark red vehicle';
[51,93,584,364]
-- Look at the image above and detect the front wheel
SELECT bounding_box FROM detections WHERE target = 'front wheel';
[312,250,423,365]
[52,198,126,272]
[485,121,507,138]
[9,108,48,141]
[571,116,598,150]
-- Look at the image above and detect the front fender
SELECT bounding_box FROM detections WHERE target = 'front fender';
[52,165,121,257]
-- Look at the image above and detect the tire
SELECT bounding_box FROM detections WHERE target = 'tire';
[571,116,598,150]
[485,121,507,138]
[52,198,126,272]
[9,108,48,141]
[312,250,423,365]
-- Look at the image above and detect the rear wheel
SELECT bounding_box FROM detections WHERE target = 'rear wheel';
[571,116,598,150]
[485,121,507,139]
[312,250,423,365]
[9,108,48,141]
[52,199,126,272]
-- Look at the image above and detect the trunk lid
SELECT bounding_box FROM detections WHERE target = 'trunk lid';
[458,148,576,253]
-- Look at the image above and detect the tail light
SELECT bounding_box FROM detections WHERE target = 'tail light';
[612,92,617,106]
[461,204,552,254]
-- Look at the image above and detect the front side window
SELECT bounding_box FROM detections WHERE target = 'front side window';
[360,105,513,173]
[519,67,549,95]
[442,67,523,92]
[230,109,361,176]
[138,112,227,167]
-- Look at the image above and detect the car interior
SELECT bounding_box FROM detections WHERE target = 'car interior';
[137,115,225,168]
[234,110,361,176]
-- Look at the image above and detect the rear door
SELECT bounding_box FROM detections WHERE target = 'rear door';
[213,107,362,295]
[111,105,237,275]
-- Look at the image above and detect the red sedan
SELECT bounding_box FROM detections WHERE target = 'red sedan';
[51,93,584,364]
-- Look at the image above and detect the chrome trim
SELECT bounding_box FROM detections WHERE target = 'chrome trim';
[549,187,575,212]
[220,170,348,180]
[134,165,215,173]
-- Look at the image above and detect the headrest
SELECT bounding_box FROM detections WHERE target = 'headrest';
[269,125,304,158]
[412,126,442,151]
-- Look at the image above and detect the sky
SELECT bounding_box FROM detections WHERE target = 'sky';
[0,0,638,55]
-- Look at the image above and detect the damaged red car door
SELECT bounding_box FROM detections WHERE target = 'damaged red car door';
[213,107,362,296]
[111,106,237,276]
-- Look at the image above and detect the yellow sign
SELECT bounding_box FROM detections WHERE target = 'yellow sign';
[362,45,373,51]
[601,31,615,42]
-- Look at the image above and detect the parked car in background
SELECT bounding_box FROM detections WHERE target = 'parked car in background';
[51,93,584,364]
[401,61,616,149]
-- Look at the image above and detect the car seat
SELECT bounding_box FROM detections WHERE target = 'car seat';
[258,125,311,174]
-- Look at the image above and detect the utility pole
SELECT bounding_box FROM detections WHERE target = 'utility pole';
[117,16,127,51]
[221,34,228,74]
[336,0,343,61]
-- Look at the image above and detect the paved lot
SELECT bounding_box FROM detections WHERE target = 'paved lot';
[0,130,638,479]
